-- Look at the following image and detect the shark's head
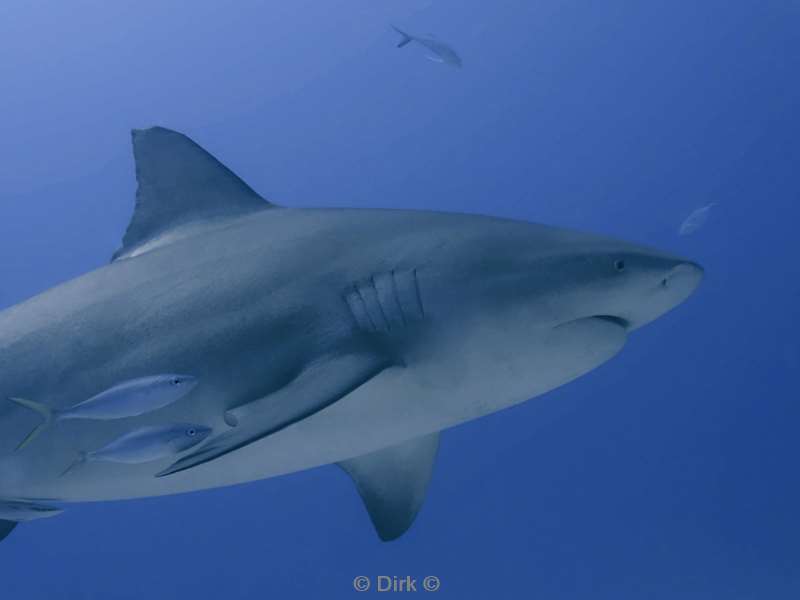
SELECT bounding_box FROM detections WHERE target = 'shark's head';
[416,217,703,332]
[398,215,703,408]
[510,236,704,333]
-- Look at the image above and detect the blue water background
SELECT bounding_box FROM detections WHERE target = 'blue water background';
[1,1,798,598]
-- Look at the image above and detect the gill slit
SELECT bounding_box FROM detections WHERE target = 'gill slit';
[354,286,378,331]
[413,268,426,318]
[371,275,391,331]
[390,270,408,326]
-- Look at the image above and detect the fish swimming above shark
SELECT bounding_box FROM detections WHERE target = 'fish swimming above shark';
[392,25,462,68]
[0,126,703,544]
[679,202,716,236]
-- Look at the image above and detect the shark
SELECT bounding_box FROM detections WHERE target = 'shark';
[0,127,703,543]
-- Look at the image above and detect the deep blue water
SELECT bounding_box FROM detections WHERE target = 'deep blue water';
[1,1,798,598]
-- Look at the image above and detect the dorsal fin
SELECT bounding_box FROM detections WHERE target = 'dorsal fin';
[112,126,275,262]
[338,432,440,541]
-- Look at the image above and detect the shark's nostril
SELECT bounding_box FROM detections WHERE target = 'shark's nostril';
[664,262,704,294]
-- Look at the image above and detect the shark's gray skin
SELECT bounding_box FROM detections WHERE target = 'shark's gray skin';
[392,25,462,68]
[0,127,702,543]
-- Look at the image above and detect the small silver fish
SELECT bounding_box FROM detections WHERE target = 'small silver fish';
[61,423,212,477]
[0,499,63,522]
[392,25,462,69]
[679,203,716,236]
[8,374,198,451]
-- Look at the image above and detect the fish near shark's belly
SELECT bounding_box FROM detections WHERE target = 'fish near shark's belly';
[0,310,626,501]
[0,280,352,499]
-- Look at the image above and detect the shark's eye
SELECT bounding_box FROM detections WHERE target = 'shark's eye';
[171,378,181,385]
[614,260,626,272]
[187,428,197,437]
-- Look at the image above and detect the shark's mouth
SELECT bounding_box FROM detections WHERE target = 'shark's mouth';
[591,315,630,330]
[547,315,629,375]
[554,315,630,332]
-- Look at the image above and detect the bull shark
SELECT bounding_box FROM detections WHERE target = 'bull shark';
[0,127,703,543]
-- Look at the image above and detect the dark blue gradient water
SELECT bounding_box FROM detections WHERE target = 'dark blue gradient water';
[1,1,798,598]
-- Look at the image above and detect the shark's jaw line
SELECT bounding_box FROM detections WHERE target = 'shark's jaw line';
[572,315,631,330]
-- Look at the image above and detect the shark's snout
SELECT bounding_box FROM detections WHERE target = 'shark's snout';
[661,261,704,293]
[623,258,703,331]
[653,260,704,318]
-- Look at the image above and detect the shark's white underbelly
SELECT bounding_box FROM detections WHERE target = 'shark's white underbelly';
[4,316,626,503]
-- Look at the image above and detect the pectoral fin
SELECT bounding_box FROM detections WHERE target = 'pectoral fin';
[0,520,18,543]
[339,432,440,541]
[157,352,396,477]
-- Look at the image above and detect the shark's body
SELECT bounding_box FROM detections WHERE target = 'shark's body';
[0,128,702,542]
